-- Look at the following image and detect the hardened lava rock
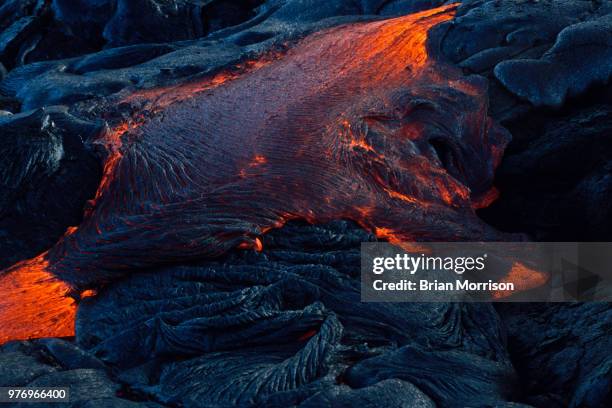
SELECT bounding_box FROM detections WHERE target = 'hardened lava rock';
[0,0,453,71]
[75,221,518,407]
[0,107,101,269]
[0,338,164,407]
[0,221,526,407]
[1,224,608,407]
[497,302,612,407]
[437,0,612,242]
[438,0,612,119]
[480,104,612,241]
[2,4,512,307]
[0,1,610,407]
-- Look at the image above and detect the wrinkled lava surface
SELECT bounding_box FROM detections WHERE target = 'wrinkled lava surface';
[0,4,514,343]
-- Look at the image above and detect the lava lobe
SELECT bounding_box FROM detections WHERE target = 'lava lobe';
[0,4,512,342]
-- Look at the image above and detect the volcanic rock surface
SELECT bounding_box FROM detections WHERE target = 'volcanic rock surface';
[0,107,101,270]
[0,1,611,407]
[2,4,524,343]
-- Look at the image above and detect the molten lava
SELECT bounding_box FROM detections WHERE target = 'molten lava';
[0,254,75,343]
[0,4,541,343]
[491,262,549,300]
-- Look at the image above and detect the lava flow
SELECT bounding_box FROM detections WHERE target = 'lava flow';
[0,4,544,343]
[0,254,75,342]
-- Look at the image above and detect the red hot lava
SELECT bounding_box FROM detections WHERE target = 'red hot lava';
[0,4,547,343]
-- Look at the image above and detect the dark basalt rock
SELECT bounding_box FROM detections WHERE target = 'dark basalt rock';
[438,1,612,244]
[69,44,177,75]
[103,0,209,47]
[0,1,610,407]
[0,0,268,69]
[494,12,612,108]
[74,221,516,407]
[3,0,610,117]
[0,16,37,65]
[0,349,57,388]
[0,0,100,69]
[51,0,113,44]
[28,368,120,403]
[102,0,268,47]
[377,1,451,15]
[0,218,612,407]
[2,4,517,300]
[437,0,612,120]
[36,338,106,371]
[77,399,166,408]
[0,339,162,407]
[299,379,436,407]
[497,302,612,407]
[0,1,454,112]
[0,221,525,407]
[0,107,101,269]
[480,103,612,241]
[344,346,517,406]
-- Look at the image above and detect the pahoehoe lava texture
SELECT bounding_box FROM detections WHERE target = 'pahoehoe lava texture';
[47,4,509,286]
[0,1,611,407]
[497,302,612,407]
[74,221,516,407]
[1,4,519,342]
[437,1,612,241]
[1,221,610,406]
[3,221,519,407]
[0,107,101,270]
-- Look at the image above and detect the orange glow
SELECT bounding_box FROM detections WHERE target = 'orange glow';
[65,226,78,235]
[93,124,130,201]
[349,138,377,153]
[374,226,398,242]
[90,53,275,209]
[374,227,432,254]
[250,155,268,166]
[298,329,318,341]
[1,3,530,345]
[237,237,264,252]
[121,56,278,113]
[0,43,275,345]
[471,186,500,209]
[80,289,98,299]
[434,179,470,206]
[492,261,549,299]
[346,4,457,80]
[384,188,421,206]
[355,206,374,218]
[0,254,76,343]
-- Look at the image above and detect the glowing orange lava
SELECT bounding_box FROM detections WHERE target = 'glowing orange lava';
[492,262,549,299]
[0,43,275,344]
[471,187,500,210]
[121,56,279,113]
[0,3,533,345]
[0,254,76,343]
